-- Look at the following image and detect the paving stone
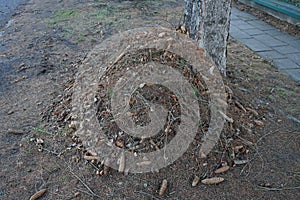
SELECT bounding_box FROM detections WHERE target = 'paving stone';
[247,20,274,31]
[290,39,300,49]
[234,10,257,21]
[274,34,297,43]
[230,28,252,39]
[255,34,287,47]
[233,20,256,30]
[264,29,283,37]
[286,53,300,64]
[274,35,300,49]
[245,29,265,36]
[230,6,300,84]
[273,45,300,54]
[272,58,300,70]
[257,50,287,60]
[281,69,300,84]
[239,38,272,52]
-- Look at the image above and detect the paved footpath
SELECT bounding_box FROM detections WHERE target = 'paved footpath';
[230,7,300,85]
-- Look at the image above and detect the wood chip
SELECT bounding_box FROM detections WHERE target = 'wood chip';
[158,179,168,196]
[200,152,207,159]
[234,159,249,165]
[29,189,46,200]
[232,145,244,152]
[86,150,97,156]
[103,158,110,176]
[83,155,100,161]
[136,160,152,166]
[201,177,224,185]
[7,129,24,135]
[215,166,230,174]
[7,110,14,115]
[192,175,200,187]
[118,152,125,173]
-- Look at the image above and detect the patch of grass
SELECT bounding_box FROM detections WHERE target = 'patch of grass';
[32,127,46,135]
[274,87,294,99]
[26,149,32,155]
[192,87,198,97]
[90,38,97,43]
[50,10,79,24]
[109,88,114,99]
[94,8,110,20]
[77,35,85,42]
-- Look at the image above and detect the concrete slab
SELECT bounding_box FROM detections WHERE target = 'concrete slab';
[247,20,274,31]
[281,69,300,84]
[272,58,300,69]
[257,50,287,60]
[255,34,287,47]
[286,53,300,64]
[245,29,265,36]
[239,38,273,52]
[264,29,284,37]
[231,6,300,84]
[230,28,253,39]
[273,45,300,54]
[274,34,299,43]
[233,20,256,30]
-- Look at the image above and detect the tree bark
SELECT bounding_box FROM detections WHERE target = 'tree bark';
[184,0,232,75]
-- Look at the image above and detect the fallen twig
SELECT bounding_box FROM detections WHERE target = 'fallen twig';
[134,190,161,200]
[66,163,100,198]
[219,110,234,123]
[256,185,300,191]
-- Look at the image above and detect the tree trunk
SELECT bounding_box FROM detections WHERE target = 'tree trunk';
[184,0,232,75]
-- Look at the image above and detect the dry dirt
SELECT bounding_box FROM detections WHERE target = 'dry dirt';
[0,0,299,200]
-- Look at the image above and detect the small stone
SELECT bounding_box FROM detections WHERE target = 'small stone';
[254,120,264,126]
[36,138,44,144]
[7,110,14,115]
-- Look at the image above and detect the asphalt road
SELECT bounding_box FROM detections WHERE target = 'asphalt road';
[0,0,27,28]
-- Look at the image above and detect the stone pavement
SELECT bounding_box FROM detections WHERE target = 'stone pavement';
[230,7,300,84]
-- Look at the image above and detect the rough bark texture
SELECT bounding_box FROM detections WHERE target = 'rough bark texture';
[184,0,232,75]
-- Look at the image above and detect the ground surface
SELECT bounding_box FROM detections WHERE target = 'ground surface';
[0,0,299,199]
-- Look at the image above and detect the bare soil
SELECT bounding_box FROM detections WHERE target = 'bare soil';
[0,0,299,200]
